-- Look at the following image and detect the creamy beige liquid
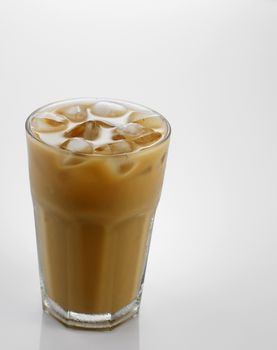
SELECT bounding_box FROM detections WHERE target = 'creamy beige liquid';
[27,99,169,314]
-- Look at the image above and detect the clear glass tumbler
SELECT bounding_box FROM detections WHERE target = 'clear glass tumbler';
[25,98,171,329]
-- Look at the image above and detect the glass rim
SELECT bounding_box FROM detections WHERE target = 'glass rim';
[25,97,171,158]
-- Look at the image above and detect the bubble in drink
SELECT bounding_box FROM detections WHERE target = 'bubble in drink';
[91,101,127,118]
[60,138,93,154]
[31,113,68,133]
[65,121,99,141]
[129,112,163,129]
[57,105,88,123]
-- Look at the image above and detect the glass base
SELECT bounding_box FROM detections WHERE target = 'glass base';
[42,292,141,330]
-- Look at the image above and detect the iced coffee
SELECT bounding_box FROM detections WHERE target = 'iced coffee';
[26,98,170,329]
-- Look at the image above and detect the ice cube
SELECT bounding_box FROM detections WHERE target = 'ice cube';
[95,140,133,155]
[64,121,99,141]
[161,152,167,164]
[94,144,112,154]
[31,113,68,133]
[60,138,93,154]
[112,134,126,141]
[106,157,135,175]
[91,101,127,117]
[110,140,133,154]
[128,112,163,129]
[133,130,162,146]
[61,156,88,167]
[96,120,115,128]
[140,166,152,175]
[119,101,150,113]
[116,123,144,138]
[119,161,135,174]
[56,104,88,123]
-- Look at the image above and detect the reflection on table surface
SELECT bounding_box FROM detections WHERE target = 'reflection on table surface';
[39,312,140,350]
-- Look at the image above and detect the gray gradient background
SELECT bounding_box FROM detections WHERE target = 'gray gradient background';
[0,0,276,349]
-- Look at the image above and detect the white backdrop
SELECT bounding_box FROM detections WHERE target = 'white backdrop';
[0,0,277,349]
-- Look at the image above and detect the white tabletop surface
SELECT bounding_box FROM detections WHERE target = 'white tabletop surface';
[0,0,277,349]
